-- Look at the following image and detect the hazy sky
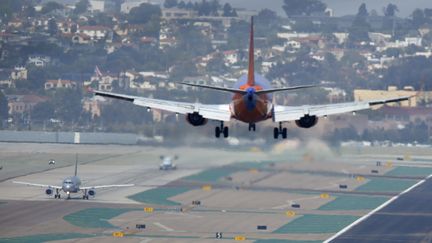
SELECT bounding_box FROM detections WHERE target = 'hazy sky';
[216,0,432,17]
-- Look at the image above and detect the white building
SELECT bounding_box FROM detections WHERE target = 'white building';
[121,0,150,13]
[78,26,111,41]
[89,0,116,12]
[27,56,51,67]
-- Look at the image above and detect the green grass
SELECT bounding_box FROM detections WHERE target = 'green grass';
[63,208,136,228]
[128,187,190,205]
[184,161,275,183]
[386,166,432,177]
[273,215,359,234]
[0,233,95,243]
[356,178,417,193]
[184,167,242,182]
[319,195,389,211]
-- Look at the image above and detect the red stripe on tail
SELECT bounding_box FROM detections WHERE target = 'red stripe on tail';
[247,16,255,86]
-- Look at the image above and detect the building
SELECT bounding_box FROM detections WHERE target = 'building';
[82,96,104,118]
[27,56,51,67]
[71,33,92,44]
[11,66,27,80]
[354,86,424,108]
[89,0,117,13]
[7,95,48,115]
[162,8,196,20]
[45,79,77,90]
[78,26,112,41]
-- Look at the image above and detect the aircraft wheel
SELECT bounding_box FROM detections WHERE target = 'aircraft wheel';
[223,127,229,138]
[282,128,287,139]
[215,127,221,138]
[273,128,279,139]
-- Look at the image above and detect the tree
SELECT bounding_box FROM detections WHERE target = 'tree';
[47,18,58,36]
[348,3,371,44]
[382,3,398,31]
[74,0,89,15]
[0,91,8,123]
[282,0,326,17]
[206,53,228,74]
[383,3,398,17]
[222,3,236,17]
[357,3,368,17]
[41,1,63,14]
[412,9,426,28]
[257,9,277,23]
[0,0,23,22]
[178,1,186,9]
[163,0,178,8]
[32,101,55,121]
[128,3,161,24]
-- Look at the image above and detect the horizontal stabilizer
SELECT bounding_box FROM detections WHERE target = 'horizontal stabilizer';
[180,82,317,94]
[255,84,318,94]
[179,82,247,94]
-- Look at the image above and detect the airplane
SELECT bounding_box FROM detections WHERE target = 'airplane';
[92,17,410,139]
[159,155,178,170]
[13,154,133,200]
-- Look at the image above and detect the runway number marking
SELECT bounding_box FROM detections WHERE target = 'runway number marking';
[202,185,212,191]
[320,193,330,199]
[144,207,154,213]
[285,211,296,217]
[234,235,246,241]
[112,231,124,237]
[249,168,259,173]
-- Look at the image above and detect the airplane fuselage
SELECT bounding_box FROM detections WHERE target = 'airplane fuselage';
[62,176,81,194]
[230,73,273,124]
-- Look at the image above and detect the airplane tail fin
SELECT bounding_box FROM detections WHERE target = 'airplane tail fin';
[74,154,78,176]
[247,16,255,87]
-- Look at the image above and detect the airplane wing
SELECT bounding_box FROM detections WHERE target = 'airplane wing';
[81,184,134,190]
[13,181,62,189]
[93,90,232,122]
[273,96,411,122]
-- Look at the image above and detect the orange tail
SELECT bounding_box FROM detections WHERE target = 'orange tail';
[247,16,255,86]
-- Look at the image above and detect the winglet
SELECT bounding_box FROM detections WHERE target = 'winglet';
[74,154,78,176]
[247,16,255,86]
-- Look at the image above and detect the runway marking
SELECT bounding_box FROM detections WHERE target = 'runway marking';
[324,174,432,243]
[272,196,320,209]
[153,222,174,232]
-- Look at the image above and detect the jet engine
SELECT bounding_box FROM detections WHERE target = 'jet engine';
[295,115,318,128]
[88,189,96,197]
[45,188,53,195]
[186,112,208,126]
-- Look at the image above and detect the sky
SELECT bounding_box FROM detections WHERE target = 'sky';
[209,0,432,17]
[56,0,432,18]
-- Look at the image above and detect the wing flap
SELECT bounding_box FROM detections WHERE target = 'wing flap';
[13,181,62,189]
[94,90,231,122]
[81,184,134,190]
[274,96,411,122]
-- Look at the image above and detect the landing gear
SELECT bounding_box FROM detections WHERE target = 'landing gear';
[55,189,60,199]
[248,123,256,131]
[215,122,229,138]
[83,190,89,200]
[273,122,287,139]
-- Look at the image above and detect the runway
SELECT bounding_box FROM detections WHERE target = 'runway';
[1,143,432,242]
[329,175,432,243]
